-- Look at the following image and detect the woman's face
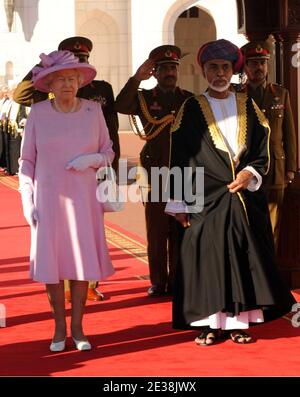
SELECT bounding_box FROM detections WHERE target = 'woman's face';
[48,69,80,100]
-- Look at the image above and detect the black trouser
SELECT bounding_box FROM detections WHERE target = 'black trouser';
[145,201,179,289]
[0,127,7,169]
[7,134,22,175]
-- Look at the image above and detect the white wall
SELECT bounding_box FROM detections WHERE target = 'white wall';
[0,0,249,127]
[131,0,186,90]
[0,0,75,85]
[130,0,248,90]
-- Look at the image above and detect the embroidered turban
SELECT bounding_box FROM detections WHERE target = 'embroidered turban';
[197,39,244,74]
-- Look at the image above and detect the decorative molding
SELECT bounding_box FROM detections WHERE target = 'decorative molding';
[236,0,245,32]
[288,0,300,26]
[4,0,15,32]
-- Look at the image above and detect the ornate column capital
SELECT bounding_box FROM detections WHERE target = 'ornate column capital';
[4,0,15,32]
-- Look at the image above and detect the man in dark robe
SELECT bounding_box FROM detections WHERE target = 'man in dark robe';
[166,39,296,345]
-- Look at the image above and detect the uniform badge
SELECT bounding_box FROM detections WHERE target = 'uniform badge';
[255,44,263,54]
[91,95,107,106]
[271,97,284,110]
[150,101,162,111]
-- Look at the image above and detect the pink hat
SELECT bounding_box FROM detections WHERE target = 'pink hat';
[32,50,97,92]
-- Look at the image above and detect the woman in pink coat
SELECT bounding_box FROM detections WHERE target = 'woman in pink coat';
[19,50,115,352]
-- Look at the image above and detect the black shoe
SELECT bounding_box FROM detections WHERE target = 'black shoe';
[147,285,166,297]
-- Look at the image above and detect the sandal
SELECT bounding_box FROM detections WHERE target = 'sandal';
[195,327,218,346]
[229,330,253,344]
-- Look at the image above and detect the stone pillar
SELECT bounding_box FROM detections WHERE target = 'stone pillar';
[240,0,300,287]
[276,25,300,288]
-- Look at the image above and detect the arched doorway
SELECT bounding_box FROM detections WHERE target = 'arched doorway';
[76,9,120,91]
[5,61,13,85]
[174,6,216,94]
[163,0,246,95]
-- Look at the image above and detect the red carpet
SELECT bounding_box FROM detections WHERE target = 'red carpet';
[1,172,300,377]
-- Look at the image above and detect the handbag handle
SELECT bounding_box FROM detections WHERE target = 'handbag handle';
[104,156,116,185]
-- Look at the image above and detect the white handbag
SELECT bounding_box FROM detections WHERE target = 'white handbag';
[96,159,125,212]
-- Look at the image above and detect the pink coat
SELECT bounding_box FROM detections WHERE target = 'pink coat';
[19,99,115,283]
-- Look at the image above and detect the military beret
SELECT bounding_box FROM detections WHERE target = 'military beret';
[240,40,271,60]
[149,45,181,65]
[58,36,93,57]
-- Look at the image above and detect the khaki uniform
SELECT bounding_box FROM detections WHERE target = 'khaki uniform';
[245,82,297,248]
[115,77,193,289]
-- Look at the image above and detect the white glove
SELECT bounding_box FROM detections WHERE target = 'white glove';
[66,153,106,172]
[19,118,27,128]
[20,186,39,227]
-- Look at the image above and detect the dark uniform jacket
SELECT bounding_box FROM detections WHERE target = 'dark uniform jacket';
[114,77,193,181]
[13,71,120,171]
[242,83,296,189]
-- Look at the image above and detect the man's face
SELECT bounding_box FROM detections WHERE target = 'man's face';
[153,63,178,90]
[244,58,268,84]
[75,54,89,64]
[203,59,233,92]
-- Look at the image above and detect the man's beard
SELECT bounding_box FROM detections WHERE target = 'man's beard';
[208,78,231,92]
[252,70,266,83]
[163,76,176,84]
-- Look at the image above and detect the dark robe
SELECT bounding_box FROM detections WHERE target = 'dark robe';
[170,92,296,329]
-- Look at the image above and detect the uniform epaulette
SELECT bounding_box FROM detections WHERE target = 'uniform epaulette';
[179,88,189,95]
[268,82,285,96]
[269,82,283,90]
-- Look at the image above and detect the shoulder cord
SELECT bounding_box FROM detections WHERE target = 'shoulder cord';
[129,91,175,141]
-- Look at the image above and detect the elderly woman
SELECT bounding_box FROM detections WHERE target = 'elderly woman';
[19,50,114,352]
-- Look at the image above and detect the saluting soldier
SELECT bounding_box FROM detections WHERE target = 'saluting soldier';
[240,40,297,250]
[115,45,194,296]
[13,36,120,301]
[0,86,10,171]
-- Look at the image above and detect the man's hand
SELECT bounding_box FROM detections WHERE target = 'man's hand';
[227,169,254,193]
[133,59,155,82]
[175,213,190,228]
[285,171,295,185]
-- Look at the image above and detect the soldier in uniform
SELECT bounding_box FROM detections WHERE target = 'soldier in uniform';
[0,86,10,171]
[5,99,29,175]
[13,36,120,301]
[115,45,194,296]
[240,40,297,250]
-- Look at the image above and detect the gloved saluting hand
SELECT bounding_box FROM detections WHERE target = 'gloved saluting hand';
[66,153,107,172]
